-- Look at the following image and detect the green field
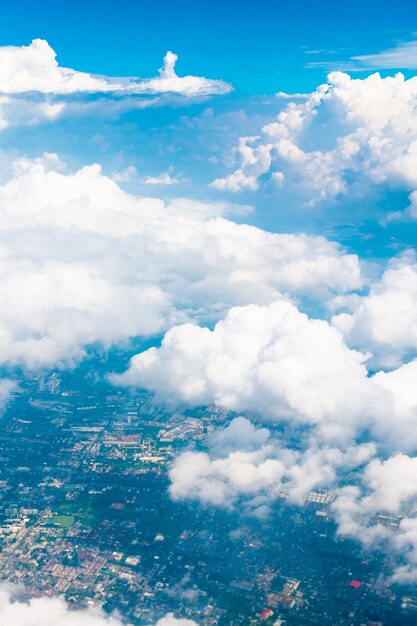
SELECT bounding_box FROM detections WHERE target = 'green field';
[53,515,75,528]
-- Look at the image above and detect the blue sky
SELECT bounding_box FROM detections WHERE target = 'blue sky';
[4,0,417,94]
[0,4,416,286]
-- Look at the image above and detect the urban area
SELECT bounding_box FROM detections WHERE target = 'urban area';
[0,350,415,626]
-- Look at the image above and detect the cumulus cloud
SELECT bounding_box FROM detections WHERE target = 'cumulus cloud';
[137,51,232,97]
[330,453,417,582]
[114,297,417,452]
[0,156,361,369]
[169,417,375,512]
[168,401,417,578]
[168,418,417,578]
[113,299,373,441]
[212,70,417,216]
[169,417,417,583]
[0,585,198,626]
[211,137,272,192]
[332,253,417,367]
[0,258,170,368]
[0,95,64,130]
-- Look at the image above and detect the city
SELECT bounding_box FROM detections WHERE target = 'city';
[0,351,415,625]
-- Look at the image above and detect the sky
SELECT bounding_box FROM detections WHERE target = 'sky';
[3,0,417,93]
[3,1,417,619]
[3,0,417,255]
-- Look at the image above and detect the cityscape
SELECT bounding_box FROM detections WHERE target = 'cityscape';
[0,352,415,625]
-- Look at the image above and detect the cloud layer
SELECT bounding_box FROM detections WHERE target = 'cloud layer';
[0,156,361,369]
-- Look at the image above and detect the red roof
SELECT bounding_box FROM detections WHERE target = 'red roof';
[259,608,273,620]
[349,579,362,588]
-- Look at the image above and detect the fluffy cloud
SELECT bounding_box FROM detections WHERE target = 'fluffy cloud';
[213,71,417,215]
[211,137,273,192]
[113,299,372,441]
[0,586,198,626]
[116,292,417,576]
[170,417,417,579]
[332,254,417,367]
[168,416,417,578]
[115,297,417,451]
[0,95,64,130]
[0,156,361,369]
[331,454,417,582]
[169,417,374,512]
[0,258,170,368]
[168,418,417,579]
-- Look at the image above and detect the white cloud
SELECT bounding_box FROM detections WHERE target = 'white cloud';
[0,587,123,626]
[0,40,232,97]
[0,157,361,369]
[0,585,198,626]
[111,166,138,183]
[144,167,181,186]
[368,360,417,451]
[352,39,417,70]
[0,379,17,412]
[387,188,417,222]
[331,454,417,582]
[144,174,179,185]
[0,40,232,129]
[113,299,371,441]
[211,137,272,192]
[0,258,170,369]
[309,37,417,72]
[138,51,232,97]
[169,417,375,512]
[167,406,417,579]
[212,71,417,217]
[275,91,309,99]
[167,402,417,578]
[0,94,65,130]
[114,297,417,452]
[0,155,361,367]
[332,254,417,367]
